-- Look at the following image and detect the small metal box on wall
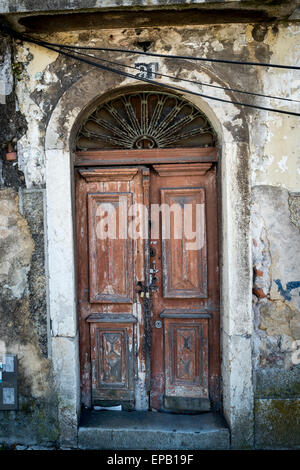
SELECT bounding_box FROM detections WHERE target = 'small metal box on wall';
[0,354,18,410]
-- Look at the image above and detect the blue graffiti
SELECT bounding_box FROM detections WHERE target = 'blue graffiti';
[274,279,300,301]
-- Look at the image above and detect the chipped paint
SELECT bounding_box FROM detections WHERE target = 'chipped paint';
[274,280,300,302]
[24,44,59,80]
[250,23,300,192]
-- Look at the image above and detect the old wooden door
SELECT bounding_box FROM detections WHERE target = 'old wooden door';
[75,161,220,411]
[76,166,150,409]
[149,163,220,412]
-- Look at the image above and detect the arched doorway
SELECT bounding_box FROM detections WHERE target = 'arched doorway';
[74,88,221,413]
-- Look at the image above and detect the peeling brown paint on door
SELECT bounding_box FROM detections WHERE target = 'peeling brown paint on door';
[75,156,220,411]
[149,163,220,411]
[76,166,149,408]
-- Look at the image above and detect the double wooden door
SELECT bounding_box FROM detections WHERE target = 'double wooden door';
[76,161,220,412]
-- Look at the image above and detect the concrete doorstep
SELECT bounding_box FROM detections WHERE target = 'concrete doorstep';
[78,410,230,450]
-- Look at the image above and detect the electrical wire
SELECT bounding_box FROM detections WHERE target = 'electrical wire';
[2,22,300,71]
[62,44,300,104]
[32,40,300,117]
[33,37,300,71]
[1,23,299,116]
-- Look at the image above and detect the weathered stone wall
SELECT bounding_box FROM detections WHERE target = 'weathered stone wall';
[0,17,299,448]
[246,23,300,450]
[252,187,300,448]
[0,35,58,447]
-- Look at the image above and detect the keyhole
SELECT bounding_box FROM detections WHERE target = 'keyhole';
[150,247,156,257]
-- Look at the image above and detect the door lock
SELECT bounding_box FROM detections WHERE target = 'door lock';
[149,260,159,275]
[136,282,153,298]
[149,261,159,291]
[150,247,156,257]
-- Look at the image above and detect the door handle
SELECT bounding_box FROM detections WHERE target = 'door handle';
[149,261,159,291]
[149,260,159,274]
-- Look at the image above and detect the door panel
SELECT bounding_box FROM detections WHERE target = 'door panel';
[163,318,209,411]
[87,192,134,303]
[88,320,136,403]
[160,187,207,298]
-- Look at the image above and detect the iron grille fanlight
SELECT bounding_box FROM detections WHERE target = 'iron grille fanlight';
[76,92,216,150]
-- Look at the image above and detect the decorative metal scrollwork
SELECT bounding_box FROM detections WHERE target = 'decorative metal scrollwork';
[76,92,216,150]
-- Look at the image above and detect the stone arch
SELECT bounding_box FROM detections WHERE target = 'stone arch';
[45,67,253,448]
[46,68,249,152]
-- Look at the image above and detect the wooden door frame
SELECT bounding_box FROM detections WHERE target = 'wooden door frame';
[75,147,218,167]
[75,146,220,410]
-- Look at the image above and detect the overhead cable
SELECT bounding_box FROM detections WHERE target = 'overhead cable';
[35,38,300,71]
[62,45,300,104]
[2,22,300,70]
[33,41,300,117]
[1,23,299,116]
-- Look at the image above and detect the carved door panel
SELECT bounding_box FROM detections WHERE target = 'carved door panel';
[76,166,150,409]
[149,163,220,412]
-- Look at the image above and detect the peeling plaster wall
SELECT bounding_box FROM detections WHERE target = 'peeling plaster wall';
[0,189,58,446]
[0,35,58,448]
[252,187,300,448]
[250,25,300,192]
[0,17,299,448]
[248,25,300,449]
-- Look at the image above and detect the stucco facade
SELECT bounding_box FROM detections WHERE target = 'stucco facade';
[0,1,299,450]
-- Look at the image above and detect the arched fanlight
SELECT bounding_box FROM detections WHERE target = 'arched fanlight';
[76,91,216,150]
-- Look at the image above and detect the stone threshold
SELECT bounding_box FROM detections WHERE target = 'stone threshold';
[78,410,230,450]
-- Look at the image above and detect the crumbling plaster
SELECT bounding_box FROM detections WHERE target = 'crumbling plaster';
[251,185,300,448]
[0,189,58,446]
[249,24,300,192]
[0,32,58,447]
[252,186,300,367]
